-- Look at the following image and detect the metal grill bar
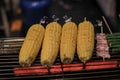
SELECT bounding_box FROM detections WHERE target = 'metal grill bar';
[64,74,120,80]
[0,38,120,79]
[0,38,24,54]
[0,70,120,80]
[0,69,13,72]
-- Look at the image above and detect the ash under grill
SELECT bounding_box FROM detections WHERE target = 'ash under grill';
[0,38,120,80]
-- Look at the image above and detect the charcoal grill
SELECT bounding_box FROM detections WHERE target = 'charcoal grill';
[0,37,120,80]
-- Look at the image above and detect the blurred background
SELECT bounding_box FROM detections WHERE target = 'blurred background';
[0,0,120,37]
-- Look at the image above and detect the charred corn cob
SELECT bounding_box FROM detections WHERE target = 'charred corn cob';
[60,22,77,64]
[19,24,45,67]
[77,18,94,63]
[40,22,62,68]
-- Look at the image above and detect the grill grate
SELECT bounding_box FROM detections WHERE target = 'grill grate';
[0,37,24,54]
[0,38,120,80]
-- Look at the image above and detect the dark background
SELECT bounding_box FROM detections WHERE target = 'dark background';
[0,0,120,37]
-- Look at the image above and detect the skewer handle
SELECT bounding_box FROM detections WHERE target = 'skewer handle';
[101,26,103,33]
[102,16,112,34]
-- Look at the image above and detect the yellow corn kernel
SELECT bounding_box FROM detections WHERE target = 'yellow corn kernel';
[77,18,94,63]
[40,22,62,68]
[60,22,77,64]
[19,24,45,67]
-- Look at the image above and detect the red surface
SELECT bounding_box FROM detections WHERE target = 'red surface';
[14,64,82,76]
[86,60,118,70]
[14,60,118,76]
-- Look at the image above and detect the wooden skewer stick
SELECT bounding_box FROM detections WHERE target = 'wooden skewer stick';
[98,21,106,61]
[101,29,105,62]
[102,16,112,34]
[100,24,105,61]
[84,17,86,21]
[101,26,103,33]
[102,54,105,62]
[103,57,105,62]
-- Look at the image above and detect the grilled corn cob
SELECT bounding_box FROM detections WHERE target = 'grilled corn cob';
[40,22,62,68]
[60,22,77,64]
[77,18,94,63]
[19,24,45,67]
